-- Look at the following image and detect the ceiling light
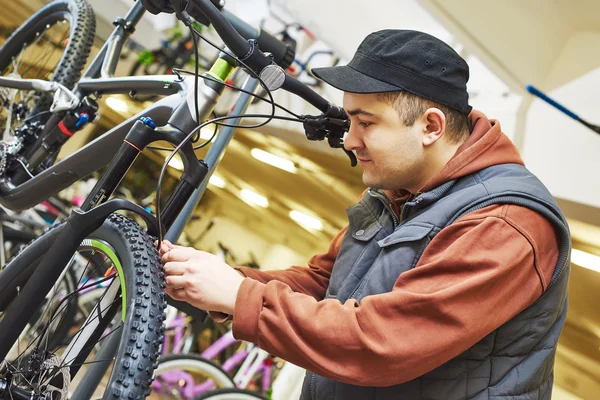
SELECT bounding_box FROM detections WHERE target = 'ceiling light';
[240,189,268,208]
[571,249,600,273]
[167,155,184,171]
[105,96,129,113]
[251,148,296,173]
[200,125,218,140]
[289,210,323,231]
[208,174,225,188]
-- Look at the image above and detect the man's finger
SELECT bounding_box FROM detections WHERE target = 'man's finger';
[163,261,187,276]
[159,243,170,256]
[165,274,187,288]
[162,240,184,250]
[162,247,198,263]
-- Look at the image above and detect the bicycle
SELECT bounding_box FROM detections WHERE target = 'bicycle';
[152,322,279,399]
[0,0,351,398]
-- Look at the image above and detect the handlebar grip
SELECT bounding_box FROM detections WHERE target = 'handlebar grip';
[222,10,295,69]
[257,29,295,69]
[282,74,329,113]
[193,0,251,58]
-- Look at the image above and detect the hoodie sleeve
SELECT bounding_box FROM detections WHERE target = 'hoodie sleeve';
[231,225,346,300]
[208,226,346,323]
[231,204,559,386]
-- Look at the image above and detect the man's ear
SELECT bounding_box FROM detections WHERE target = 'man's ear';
[421,108,446,146]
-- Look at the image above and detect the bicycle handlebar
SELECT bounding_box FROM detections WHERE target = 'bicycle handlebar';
[222,10,295,70]
[188,0,333,113]
[174,0,353,163]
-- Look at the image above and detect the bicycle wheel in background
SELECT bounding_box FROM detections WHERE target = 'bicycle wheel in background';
[151,354,236,399]
[0,214,166,398]
[0,0,95,133]
[194,388,268,400]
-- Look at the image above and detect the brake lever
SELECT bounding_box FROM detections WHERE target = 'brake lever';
[302,106,356,167]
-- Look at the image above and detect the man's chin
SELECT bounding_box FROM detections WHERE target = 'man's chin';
[362,174,382,189]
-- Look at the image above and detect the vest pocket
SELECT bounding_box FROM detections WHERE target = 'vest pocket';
[377,222,434,247]
[350,223,438,299]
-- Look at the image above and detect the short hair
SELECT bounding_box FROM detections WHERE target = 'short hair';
[377,91,470,144]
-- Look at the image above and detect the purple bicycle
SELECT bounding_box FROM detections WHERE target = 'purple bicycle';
[150,308,275,399]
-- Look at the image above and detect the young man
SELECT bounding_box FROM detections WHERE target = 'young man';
[159,30,571,399]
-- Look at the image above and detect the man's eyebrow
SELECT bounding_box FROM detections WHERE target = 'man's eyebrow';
[346,108,376,117]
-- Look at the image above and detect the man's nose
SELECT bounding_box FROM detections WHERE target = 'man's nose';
[343,125,363,152]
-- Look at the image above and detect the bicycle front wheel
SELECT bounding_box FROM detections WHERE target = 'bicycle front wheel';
[0,213,166,399]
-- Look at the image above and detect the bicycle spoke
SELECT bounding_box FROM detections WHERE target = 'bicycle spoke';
[15,286,22,374]
[10,282,94,363]
[40,324,124,388]
[31,251,96,352]
[56,288,119,351]
[14,294,77,359]
[11,294,121,391]
[4,361,37,391]
[14,259,92,359]
[15,27,49,78]
[9,251,117,365]
[19,29,54,78]
[34,29,69,79]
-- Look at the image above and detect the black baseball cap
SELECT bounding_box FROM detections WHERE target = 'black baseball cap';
[312,30,472,115]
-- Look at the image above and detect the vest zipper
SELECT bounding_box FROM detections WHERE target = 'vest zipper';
[368,190,399,228]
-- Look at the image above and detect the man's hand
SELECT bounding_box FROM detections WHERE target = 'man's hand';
[159,241,244,315]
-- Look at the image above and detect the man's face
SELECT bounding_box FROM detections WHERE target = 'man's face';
[343,92,425,191]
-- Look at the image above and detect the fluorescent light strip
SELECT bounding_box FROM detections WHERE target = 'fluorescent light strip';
[240,189,268,208]
[105,96,129,113]
[208,174,226,188]
[200,126,218,140]
[571,249,600,273]
[289,210,323,231]
[251,148,296,173]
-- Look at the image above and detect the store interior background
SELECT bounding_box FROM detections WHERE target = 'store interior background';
[4,0,600,398]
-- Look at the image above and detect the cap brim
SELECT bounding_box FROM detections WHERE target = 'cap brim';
[312,65,402,93]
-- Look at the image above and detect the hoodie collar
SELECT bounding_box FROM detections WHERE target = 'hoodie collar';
[385,109,524,211]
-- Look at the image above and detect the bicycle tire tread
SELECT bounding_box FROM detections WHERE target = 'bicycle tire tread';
[104,213,167,399]
[0,0,96,110]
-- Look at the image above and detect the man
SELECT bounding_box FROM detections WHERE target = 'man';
[159,29,571,399]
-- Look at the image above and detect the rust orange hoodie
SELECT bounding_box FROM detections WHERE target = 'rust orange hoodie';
[227,111,559,386]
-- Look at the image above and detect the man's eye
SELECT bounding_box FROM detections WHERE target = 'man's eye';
[358,121,372,128]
